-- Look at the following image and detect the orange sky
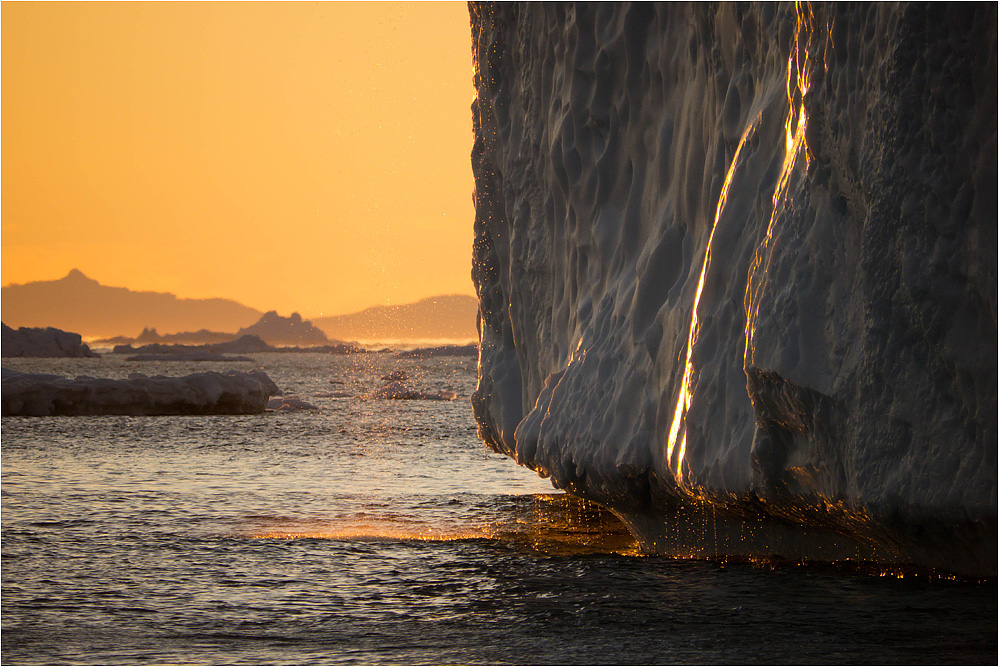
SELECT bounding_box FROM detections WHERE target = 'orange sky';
[2,1,475,317]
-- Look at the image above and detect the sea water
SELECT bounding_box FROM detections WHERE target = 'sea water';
[2,353,995,665]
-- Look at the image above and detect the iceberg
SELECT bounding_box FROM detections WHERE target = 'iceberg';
[2,369,279,416]
[237,311,330,347]
[2,323,98,358]
[469,3,996,575]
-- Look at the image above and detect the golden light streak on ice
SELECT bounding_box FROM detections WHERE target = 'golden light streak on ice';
[666,119,760,485]
[744,1,814,365]
[471,56,480,102]
[669,2,815,486]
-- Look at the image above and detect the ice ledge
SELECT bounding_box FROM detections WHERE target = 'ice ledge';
[469,3,996,576]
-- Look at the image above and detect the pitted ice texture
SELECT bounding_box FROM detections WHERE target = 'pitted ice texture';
[469,3,996,575]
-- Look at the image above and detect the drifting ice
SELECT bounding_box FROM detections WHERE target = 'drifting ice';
[2,369,279,416]
[2,323,98,358]
[469,3,996,575]
[267,396,320,411]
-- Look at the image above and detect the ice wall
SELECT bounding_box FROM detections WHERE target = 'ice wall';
[469,3,996,575]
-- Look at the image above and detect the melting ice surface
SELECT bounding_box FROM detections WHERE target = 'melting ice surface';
[469,3,996,576]
[2,353,995,664]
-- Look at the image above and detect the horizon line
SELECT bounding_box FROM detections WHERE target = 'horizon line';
[2,268,478,320]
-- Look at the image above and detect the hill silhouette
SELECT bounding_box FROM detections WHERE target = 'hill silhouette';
[2,271,479,342]
[1,270,263,339]
[313,295,478,341]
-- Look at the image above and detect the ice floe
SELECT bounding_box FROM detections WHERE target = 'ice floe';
[2,369,279,416]
[2,323,98,358]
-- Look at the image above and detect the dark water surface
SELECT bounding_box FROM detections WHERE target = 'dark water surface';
[3,354,995,665]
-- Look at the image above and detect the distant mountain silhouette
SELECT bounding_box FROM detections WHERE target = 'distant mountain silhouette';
[313,295,478,341]
[2,270,479,342]
[1,270,263,339]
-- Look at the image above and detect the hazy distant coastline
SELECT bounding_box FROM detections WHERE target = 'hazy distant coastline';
[311,295,478,341]
[2,270,478,343]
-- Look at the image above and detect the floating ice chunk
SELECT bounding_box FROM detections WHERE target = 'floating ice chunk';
[2,369,279,416]
[266,396,320,411]
[2,323,98,358]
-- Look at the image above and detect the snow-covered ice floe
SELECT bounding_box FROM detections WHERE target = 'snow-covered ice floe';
[2,369,279,416]
[469,4,996,576]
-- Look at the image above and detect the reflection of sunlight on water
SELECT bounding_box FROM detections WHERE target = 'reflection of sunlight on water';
[246,513,493,542]
[511,493,641,556]
[250,525,489,542]
[351,338,478,351]
[239,493,640,557]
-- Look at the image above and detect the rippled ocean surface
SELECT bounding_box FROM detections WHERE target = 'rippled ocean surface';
[2,353,995,665]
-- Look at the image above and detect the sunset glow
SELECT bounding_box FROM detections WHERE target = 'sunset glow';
[2,1,475,316]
